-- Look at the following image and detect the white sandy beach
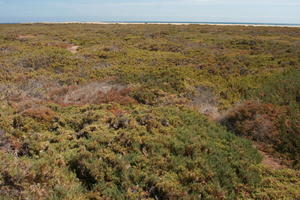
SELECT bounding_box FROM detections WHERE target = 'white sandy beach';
[27,21,300,28]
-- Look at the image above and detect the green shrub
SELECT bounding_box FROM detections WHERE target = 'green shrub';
[0,104,261,199]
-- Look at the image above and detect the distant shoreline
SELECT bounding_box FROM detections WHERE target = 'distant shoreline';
[84,22,300,27]
[2,21,300,28]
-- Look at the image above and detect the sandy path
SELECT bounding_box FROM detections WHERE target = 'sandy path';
[253,143,286,170]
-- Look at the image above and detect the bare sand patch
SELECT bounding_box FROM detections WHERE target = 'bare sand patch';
[253,142,287,170]
[67,45,79,54]
[190,86,219,119]
[33,22,300,28]
[17,35,36,40]
[47,42,79,53]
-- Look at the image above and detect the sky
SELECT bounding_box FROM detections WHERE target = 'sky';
[0,0,300,24]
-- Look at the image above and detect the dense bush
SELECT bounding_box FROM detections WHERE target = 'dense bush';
[0,104,261,199]
[220,101,284,143]
[0,24,300,199]
[221,69,300,168]
[251,69,300,167]
[17,48,73,70]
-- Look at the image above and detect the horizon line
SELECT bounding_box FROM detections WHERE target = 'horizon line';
[1,21,300,27]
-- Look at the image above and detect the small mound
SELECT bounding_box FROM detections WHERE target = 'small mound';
[219,101,300,168]
[219,101,283,144]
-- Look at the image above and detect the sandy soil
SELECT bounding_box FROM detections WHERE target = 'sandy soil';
[67,45,79,54]
[253,142,287,170]
[24,22,300,28]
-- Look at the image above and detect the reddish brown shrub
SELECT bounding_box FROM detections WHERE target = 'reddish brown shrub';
[48,82,135,106]
[109,105,128,117]
[0,129,29,156]
[96,88,136,105]
[48,86,76,103]
[219,101,286,144]
[48,87,69,98]
[11,98,41,113]
[21,106,56,122]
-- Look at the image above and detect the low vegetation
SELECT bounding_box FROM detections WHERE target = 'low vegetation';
[0,23,299,199]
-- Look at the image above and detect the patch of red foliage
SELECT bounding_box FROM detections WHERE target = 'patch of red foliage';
[219,101,286,144]
[108,105,128,117]
[97,88,136,105]
[48,83,136,106]
[21,106,56,122]
[48,85,77,103]
[10,98,40,112]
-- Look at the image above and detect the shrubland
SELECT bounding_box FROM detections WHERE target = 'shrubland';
[0,23,299,199]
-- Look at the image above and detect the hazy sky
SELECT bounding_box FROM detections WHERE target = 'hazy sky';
[0,0,300,23]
